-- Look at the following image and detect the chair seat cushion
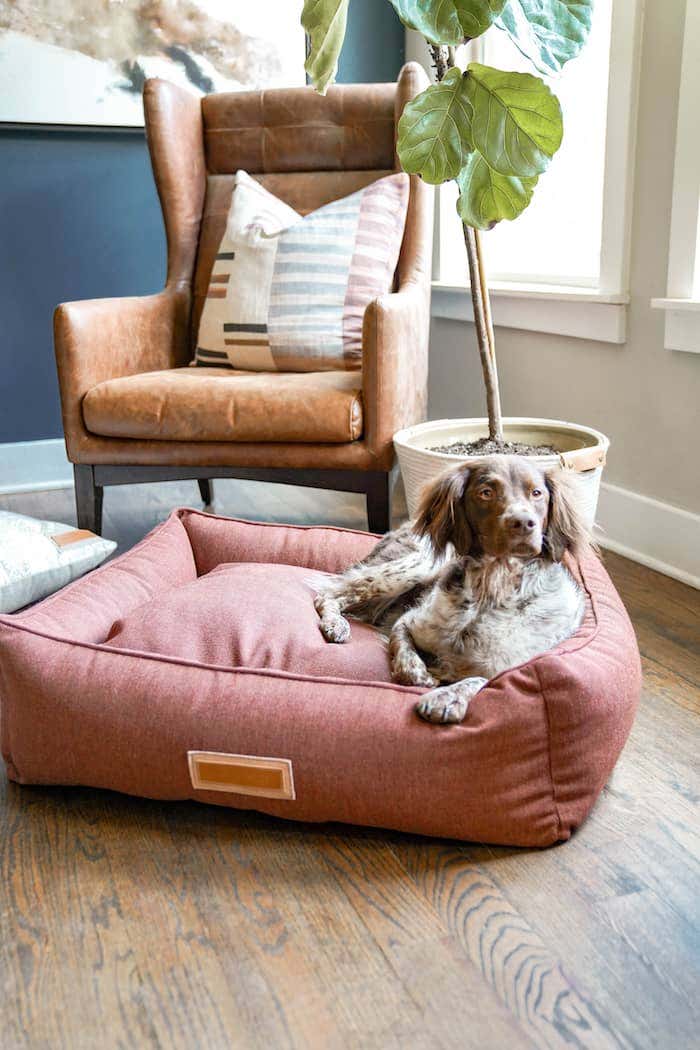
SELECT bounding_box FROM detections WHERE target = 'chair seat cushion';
[0,510,641,847]
[82,367,363,443]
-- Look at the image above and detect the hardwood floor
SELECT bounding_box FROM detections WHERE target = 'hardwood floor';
[1,480,698,1050]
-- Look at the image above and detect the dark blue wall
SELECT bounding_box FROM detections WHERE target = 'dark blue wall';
[0,132,166,442]
[0,1,404,443]
[338,0,405,84]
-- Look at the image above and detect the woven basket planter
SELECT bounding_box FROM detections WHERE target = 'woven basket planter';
[394,417,610,525]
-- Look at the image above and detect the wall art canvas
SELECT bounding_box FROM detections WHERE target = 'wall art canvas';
[0,1,305,127]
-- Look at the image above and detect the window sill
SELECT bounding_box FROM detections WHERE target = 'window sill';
[432,283,629,344]
[650,298,700,353]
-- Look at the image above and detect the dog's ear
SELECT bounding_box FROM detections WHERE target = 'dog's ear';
[414,465,473,556]
[544,467,590,562]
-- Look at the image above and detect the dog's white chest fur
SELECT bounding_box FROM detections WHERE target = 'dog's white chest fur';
[406,558,585,682]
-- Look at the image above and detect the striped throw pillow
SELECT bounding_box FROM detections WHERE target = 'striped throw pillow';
[194,170,409,372]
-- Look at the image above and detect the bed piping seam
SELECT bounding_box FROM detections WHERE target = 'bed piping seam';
[534,661,563,842]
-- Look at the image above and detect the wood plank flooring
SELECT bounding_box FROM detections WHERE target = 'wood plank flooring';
[1,479,698,1049]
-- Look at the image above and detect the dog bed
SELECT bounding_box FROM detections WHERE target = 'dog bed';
[0,509,640,847]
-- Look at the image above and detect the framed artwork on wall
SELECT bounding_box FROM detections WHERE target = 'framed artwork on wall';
[0,1,305,127]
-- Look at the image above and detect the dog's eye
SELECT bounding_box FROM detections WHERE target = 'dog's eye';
[478,487,493,500]
[532,488,543,498]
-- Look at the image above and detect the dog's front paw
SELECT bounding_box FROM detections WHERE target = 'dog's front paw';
[319,616,351,644]
[415,677,488,725]
[416,687,468,724]
[391,654,438,689]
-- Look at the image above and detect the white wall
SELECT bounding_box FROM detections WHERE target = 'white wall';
[426,0,700,519]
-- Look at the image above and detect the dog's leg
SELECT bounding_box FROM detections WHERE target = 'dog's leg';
[389,614,439,688]
[314,593,352,644]
[315,553,432,645]
[415,677,489,724]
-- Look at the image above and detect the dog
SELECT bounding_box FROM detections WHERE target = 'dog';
[314,455,590,724]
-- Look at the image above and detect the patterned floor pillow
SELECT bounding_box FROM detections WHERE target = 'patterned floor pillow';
[0,511,115,613]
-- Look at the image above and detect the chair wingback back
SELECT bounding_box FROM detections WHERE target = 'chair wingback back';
[144,63,431,353]
[202,82,397,175]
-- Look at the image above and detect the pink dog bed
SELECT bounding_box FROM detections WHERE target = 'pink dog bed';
[0,509,640,846]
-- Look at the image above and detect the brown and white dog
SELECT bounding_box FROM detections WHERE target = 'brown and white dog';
[314,455,591,724]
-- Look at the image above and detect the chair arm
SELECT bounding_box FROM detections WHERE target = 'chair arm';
[54,288,190,461]
[362,278,431,464]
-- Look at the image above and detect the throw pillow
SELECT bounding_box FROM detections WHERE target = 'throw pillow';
[194,169,409,372]
[0,511,116,613]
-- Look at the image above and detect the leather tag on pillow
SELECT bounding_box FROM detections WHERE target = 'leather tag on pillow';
[51,529,97,548]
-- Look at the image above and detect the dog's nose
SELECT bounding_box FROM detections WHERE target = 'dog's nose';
[508,514,536,532]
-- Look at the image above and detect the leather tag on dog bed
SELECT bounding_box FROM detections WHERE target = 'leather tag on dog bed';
[187,751,295,800]
[51,529,97,548]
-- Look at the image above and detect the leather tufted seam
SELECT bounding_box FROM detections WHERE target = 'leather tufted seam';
[204,120,393,134]
[260,89,268,172]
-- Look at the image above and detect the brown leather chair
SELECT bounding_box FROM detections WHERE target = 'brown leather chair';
[54,63,433,535]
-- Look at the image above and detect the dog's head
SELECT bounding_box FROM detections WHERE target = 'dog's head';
[414,455,589,562]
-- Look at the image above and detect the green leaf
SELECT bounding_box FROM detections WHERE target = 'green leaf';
[397,68,473,184]
[302,0,349,94]
[456,154,538,228]
[465,62,563,177]
[456,0,511,39]
[389,0,509,46]
[497,0,593,75]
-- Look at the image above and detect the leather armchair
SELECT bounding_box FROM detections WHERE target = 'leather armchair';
[54,63,434,534]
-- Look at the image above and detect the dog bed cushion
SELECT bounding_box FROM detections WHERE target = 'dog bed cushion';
[0,509,641,847]
[106,561,391,681]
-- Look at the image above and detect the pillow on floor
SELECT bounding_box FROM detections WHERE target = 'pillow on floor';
[194,169,409,372]
[0,511,116,613]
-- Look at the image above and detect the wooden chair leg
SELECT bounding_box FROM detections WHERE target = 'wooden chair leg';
[366,472,393,534]
[197,479,213,506]
[73,465,104,535]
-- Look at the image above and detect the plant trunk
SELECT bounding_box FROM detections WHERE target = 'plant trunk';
[463,225,503,441]
[432,44,504,444]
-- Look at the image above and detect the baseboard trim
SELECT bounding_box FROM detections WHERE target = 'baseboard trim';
[595,481,700,590]
[0,438,73,495]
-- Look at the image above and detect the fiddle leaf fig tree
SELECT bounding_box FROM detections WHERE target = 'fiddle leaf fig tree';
[301,0,593,444]
[398,62,563,189]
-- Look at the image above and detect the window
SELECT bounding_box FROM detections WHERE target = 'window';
[418,0,644,343]
[651,1,700,353]
[440,0,611,288]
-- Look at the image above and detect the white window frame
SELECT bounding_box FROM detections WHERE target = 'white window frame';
[650,0,700,354]
[406,0,644,344]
